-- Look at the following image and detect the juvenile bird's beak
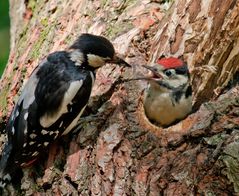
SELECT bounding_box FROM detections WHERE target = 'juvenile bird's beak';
[120,65,164,83]
[142,65,163,79]
[107,55,131,67]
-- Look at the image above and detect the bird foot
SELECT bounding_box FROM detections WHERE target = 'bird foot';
[73,114,105,133]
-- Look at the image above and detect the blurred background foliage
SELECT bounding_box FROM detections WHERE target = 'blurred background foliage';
[0,1,10,76]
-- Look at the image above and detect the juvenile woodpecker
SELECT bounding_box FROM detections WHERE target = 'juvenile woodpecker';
[0,33,130,187]
[142,57,192,127]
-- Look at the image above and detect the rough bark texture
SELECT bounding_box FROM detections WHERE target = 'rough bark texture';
[0,0,238,195]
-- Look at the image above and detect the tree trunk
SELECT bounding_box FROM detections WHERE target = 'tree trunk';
[0,0,238,195]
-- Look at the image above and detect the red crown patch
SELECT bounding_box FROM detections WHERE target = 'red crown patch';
[157,57,184,69]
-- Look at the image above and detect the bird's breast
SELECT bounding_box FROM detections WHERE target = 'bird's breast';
[144,89,192,126]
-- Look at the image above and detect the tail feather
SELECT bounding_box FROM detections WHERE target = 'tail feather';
[0,142,14,188]
[0,173,11,188]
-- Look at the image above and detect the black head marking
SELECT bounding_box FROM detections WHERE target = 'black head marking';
[185,85,192,98]
[172,89,184,104]
[70,34,115,59]
[172,84,192,104]
[174,64,190,76]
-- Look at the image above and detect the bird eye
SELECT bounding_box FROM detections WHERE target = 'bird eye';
[164,69,173,77]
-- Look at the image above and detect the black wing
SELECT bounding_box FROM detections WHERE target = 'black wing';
[1,51,93,174]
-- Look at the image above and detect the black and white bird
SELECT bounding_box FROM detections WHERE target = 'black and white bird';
[0,33,130,187]
[141,57,192,127]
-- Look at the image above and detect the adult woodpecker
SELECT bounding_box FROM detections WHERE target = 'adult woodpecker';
[141,57,192,127]
[0,33,130,188]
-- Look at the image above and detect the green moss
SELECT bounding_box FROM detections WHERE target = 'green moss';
[64,35,74,46]
[106,21,133,39]
[124,0,138,10]
[222,155,239,193]
[203,133,228,146]
[113,0,138,16]
[27,0,36,10]
[0,71,14,117]
[29,25,53,60]
[100,0,109,7]
[221,142,239,193]
[204,191,216,196]
[0,87,9,113]
[17,23,30,56]
[141,141,150,148]
[27,0,53,59]
[40,18,49,27]
[28,0,47,20]
[224,142,239,159]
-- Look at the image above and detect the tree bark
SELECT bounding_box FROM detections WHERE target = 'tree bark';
[0,0,238,195]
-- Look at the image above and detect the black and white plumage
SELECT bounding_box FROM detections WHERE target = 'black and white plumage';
[142,57,192,127]
[0,33,130,187]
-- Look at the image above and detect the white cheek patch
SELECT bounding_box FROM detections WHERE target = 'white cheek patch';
[40,80,83,128]
[70,50,84,66]
[167,75,189,88]
[87,54,110,68]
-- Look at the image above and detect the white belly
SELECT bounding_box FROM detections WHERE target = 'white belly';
[144,90,192,126]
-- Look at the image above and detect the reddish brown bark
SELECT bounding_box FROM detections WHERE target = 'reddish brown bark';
[0,0,238,195]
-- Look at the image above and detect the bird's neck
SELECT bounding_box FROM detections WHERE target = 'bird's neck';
[69,50,85,66]
[146,81,191,101]
[68,50,95,72]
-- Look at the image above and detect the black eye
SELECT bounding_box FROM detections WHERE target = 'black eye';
[164,70,173,77]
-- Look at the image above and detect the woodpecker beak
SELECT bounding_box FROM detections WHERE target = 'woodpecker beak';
[118,65,164,83]
[107,55,131,67]
[142,65,164,80]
